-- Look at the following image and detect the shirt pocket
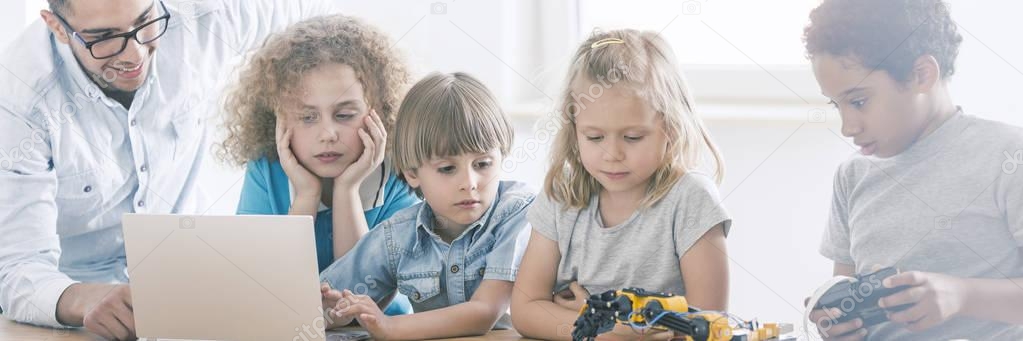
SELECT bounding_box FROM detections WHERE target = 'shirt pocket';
[466,231,496,263]
[170,95,204,160]
[464,233,496,293]
[396,271,441,304]
[463,253,489,296]
[55,169,104,228]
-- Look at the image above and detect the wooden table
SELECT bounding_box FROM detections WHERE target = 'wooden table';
[1,316,535,341]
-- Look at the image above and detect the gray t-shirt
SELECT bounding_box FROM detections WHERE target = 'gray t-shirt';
[821,112,1023,340]
[528,172,731,298]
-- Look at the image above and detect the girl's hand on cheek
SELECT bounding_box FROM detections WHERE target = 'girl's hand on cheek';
[335,109,387,192]
[277,118,321,200]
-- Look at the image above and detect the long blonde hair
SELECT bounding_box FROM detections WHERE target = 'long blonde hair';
[218,14,409,165]
[544,29,725,209]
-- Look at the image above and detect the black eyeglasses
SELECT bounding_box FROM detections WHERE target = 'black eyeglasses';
[54,0,171,59]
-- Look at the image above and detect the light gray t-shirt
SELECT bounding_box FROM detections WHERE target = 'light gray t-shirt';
[821,112,1023,340]
[528,172,731,299]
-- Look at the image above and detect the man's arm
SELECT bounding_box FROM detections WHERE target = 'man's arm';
[55,283,135,340]
[0,107,75,328]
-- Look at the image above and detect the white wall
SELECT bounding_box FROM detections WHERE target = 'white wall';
[0,2,28,48]
[2,0,1022,332]
[947,0,1023,127]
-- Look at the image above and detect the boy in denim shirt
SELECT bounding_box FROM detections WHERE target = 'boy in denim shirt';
[319,72,535,339]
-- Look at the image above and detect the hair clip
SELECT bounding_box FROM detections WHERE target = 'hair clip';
[591,38,625,49]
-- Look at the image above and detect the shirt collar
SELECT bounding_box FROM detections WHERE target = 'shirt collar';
[411,182,503,253]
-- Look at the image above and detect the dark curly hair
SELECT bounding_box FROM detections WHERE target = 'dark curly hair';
[803,0,962,83]
[219,14,409,165]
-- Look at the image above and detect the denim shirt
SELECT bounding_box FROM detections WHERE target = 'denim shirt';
[0,0,333,327]
[320,181,534,323]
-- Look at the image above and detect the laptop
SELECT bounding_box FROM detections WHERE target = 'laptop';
[122,214,331,341]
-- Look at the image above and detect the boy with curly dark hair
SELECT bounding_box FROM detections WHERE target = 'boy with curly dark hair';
[804,0,1023,339]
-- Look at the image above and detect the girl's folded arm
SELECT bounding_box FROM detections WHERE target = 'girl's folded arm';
[679,224,730,311]
[511,231,579,341]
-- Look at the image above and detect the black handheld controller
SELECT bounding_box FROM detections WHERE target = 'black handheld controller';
[814,267,912,328]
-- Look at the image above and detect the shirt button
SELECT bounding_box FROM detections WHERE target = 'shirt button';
[140,165,148,172]
[130,119,137,127]
[450,265,460,274]
[83,185,92,193]
[137,200,145,207]
[413,292,421,300]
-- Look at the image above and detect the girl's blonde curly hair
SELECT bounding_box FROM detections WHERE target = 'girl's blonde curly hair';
[218,14,409,166]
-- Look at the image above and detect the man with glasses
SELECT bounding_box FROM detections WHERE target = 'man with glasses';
[0,0,333,339]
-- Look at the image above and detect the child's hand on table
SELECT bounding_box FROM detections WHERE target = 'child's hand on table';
[333,289,394,340]
[321,283,350,329]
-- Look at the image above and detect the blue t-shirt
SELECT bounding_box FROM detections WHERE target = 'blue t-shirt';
[237,157,419,314]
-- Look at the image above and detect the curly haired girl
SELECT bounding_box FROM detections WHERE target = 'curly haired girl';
[219,14,417,315]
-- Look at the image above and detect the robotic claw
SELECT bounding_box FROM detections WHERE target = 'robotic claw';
[572,288,793,341]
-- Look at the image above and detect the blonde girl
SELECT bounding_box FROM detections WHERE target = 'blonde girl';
[511,29,732,340]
